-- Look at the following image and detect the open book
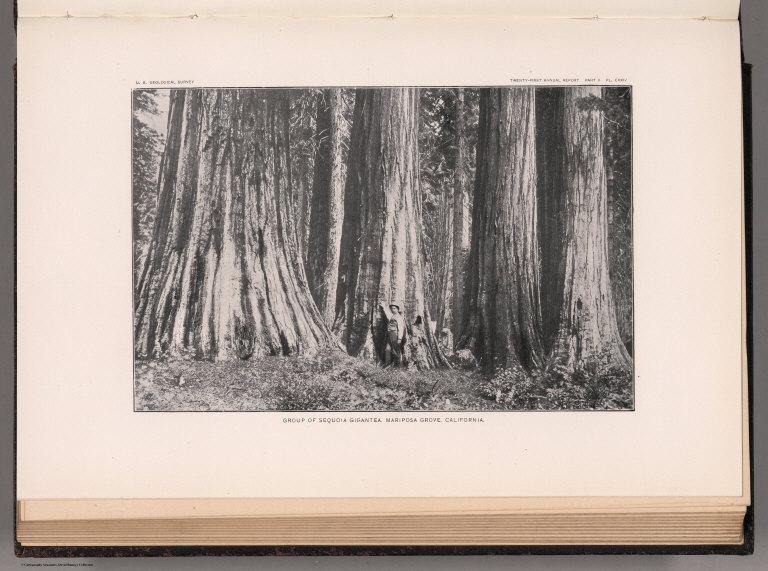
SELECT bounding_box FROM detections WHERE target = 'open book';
[15,0,752,554]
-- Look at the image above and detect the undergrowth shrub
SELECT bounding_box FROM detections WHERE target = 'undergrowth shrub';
[475,354,634,410]
[304,353,340,374]
[403,377,438,409]
[476,365,542,409]
[271,377,336,410]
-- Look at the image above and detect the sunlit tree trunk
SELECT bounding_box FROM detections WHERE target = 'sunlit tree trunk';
[549,86,631,371]
[451,88,471,339]
[429,190,453,334]
[460,87,543,370]
[306,89,346,324]
[135,89,334,360]
[336,88,446,368]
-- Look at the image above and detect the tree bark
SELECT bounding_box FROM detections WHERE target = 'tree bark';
[336,88,446,368]
[295,176,308,256]
[451,88,471,339]
[549,86,631,371]
[536,88,568,354]
[306,89,346,325]
[429,189,453,335]
[460,87,543,370]
[135,89,334,360]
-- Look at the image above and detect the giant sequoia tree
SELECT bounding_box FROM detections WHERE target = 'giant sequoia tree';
[536,88,568,355]
[135,89,334,360]
[451,88,471,339]
[336,88,445,367]
[549,87,631,371]
[306,89,346,324]
[460,87,543,370]
[424,188,453,336]
[603,87,634,354]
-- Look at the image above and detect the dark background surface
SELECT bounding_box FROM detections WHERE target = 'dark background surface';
[1,1,766,568]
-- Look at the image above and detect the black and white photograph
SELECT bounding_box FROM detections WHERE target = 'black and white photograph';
[132,86,633,412]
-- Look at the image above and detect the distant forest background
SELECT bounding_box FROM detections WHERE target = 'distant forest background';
[132,86,633,411]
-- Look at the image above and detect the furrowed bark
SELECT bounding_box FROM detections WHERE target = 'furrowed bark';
[135,89,334,360]
[336,88,447,368]
[536,88,568,354]
[549,86,631,371]
[460,87,543,370]
[306,89,346,325]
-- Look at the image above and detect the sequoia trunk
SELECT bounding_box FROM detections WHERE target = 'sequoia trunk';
[336,88,446,368]
[429,189,453,335]
[135,89,333,360]
[460,87,543,370]
[306,89,346,324]
[536,88,568,353]
[550,86,631,371]
[451,88,471,339]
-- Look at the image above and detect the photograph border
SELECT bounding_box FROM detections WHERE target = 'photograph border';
[130,84,636,414]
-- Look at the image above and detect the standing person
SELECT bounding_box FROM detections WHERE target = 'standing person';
[381,301,407,366]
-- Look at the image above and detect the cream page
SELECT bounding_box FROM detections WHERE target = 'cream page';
[17,11,745,499]
[17,0,741,19]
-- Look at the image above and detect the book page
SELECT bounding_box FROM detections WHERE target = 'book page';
[18,0,741,20]
[17,15,745,500]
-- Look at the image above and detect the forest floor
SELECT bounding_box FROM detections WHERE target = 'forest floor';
[134,351,633,412]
